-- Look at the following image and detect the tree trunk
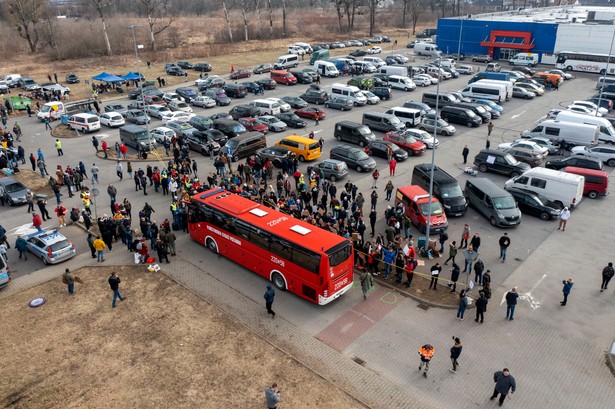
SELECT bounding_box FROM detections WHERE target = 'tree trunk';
[147,15,156,51]
[241,6,249,41]
[282,0,287,37]
[351,0,357,29]
[402,0,408,27]
[255,0,262,38]
[221,0,233,42]
[268,0,273,36]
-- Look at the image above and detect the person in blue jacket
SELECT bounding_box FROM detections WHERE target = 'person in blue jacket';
[561,277,574,306]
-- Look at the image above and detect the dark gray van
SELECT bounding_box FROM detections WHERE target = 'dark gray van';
[119,124,157,151]
[225,132,267,161]
[464,178,521,227]
[452,102,492,123]
[421,92,459,108]
[362,112,405,133]
[334,121,376,147]
[440,106,482,127]
[412,164,467,216]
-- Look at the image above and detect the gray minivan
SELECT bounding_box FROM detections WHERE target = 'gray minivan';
[225,132,267,161]
[119,125,157,151]
[362,112,405,133]
[464,178,521,227]
[421,92,459,108]
[334,121,376,147]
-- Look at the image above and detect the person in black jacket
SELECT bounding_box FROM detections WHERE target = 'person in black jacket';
[475,290,488,323]
[108,272,125,308]
[450,337,463,373]
[470,233,481,252]
[505,287,519,320]
[490,368,516,406]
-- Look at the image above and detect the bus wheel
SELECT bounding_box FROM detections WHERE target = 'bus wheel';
[566,66,573,71]
[272,272,286,291]
[206,238,218,254]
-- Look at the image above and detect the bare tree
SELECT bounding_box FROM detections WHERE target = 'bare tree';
[139,0,177,51]
[340,0,353,30]
[409,0,425,35]
[400,0,410,27]
[281,0,287,36]
[254,0,263,38]
[220,0,233,42]
[330,0,344,33]
[267,0,273,36]
[367,0,383,37]
[238,0,252,41]
[90,0,113,56]
[7,0,46,53]
[42,8,60,59]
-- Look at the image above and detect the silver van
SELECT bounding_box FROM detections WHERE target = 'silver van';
[273,54,299,70]
[464,178,521,227]
[362,112,406,133]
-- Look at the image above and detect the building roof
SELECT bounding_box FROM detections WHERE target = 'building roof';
[444,5,615,24]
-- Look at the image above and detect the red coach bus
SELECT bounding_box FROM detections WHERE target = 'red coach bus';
[188,188,354,305]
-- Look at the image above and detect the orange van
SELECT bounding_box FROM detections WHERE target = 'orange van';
[395,185,448,234]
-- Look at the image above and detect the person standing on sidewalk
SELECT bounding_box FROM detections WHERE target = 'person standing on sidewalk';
[371,168,380,189]
[108,271,125,308]
[490,368,516,406]
[450,263,461,293]
[418,344,435,377]
[404,257,416,289]
[499,233,510,262]
[93,235,106,262]
[87,232,96,258]
[450,337,463,373]
[264,285,276,318]
[505,287,519,320]
[557,207,570,231]
[360,269,374,300]
[601,262,614,292]
[463,246,478,274]
[561,277,574,306]
[438,231,448,253]
[462,145,469,164]
[456,289,468,320]
[429,263,442,290]
[460,224,470,248]
[63,268,75,295]
[265,383,281,409]
[475,290,488,323]
[384,180,394,201]
[470,233,481,253]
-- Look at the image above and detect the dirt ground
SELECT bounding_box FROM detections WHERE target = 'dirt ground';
[0,265,366,409]
[3,168,53,198]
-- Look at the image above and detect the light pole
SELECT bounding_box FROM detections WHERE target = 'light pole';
[597,29,615,117]
[128,25,151,155]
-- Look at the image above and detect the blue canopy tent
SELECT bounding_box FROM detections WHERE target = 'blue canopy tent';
[91,72,124,82]
[121,72,144,81]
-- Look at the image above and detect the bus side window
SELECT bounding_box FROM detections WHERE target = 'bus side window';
[291,245,321,274]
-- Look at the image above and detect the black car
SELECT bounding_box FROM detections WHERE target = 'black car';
[256,78,277,90]
[202,89,231,106]
[290,70,313,84]
[185,132,220,156]
[274,112,307,128]
[210,112,233,121]
[474,149,531,177]
[189,115,214,131]
[176,87,198,102]
[511,66,535,76]
[281,96,308,109]
[242,81,261,94]
[329,145,377,172]
[193,129,228,146]
[177,61,193,69]
[223,83,248,98]
[253,63,273,74]
[230,104,261,120]
[385,56,399,65]
[367,140,408,162]
[256,146,293,167]
[302,69,320,82]
[65,73,79,84]
[545,155,604,171]
[166,66,187,76]
[370,87,392,100]
[506,187,562,220]
[300,88,330,104]
[349,49,368,57]
[193,62,212,72]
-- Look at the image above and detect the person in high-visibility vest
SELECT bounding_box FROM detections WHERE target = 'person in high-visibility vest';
[418,344,435,377]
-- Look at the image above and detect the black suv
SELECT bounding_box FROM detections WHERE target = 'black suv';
[223,83,248,98]
[370,87,392,100]
[474,149,531,177]
[440,106,482,128]
[329,145,377,172]
[189,115,214,131]
[213,119,247,139]
[230,105,261,120]
[177,61,193,69]
[290,70,313,84]
[166,66,187,76]
[193,62,212,72]
[300,88,329,105]
[194,129,228,146]
[453,102,492,123]
[185,132,220,156]
[176,87,198,103]
[274,112,307,128]
[545,155,604,171]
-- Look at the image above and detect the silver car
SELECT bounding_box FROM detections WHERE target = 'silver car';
[571,145,615,166]
[418,117,456,136]
[316,159,349,182]
[26,230,76,265]
[258,115,287,132]
[0,177,28,205]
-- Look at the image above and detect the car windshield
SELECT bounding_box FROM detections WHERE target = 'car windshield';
[353,151,369,160]
[436,119,449,127]
[231,125,246,132]
[440,184,463,198]
[493,196,516,210]
[504,154,520,165]
[475,106,486,113]
[418,201,443,216]
[404,136,417,144]
[180,124,193,130]
[533,192,551,205]
[4,182,24,193]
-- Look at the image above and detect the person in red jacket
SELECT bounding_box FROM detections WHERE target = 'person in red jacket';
[389,157,397,176]
[55,203,67,227]
[101,140,108,159]
[32,212,43,232]
[119,143,128,159]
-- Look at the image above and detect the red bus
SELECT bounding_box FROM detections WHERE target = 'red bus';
[188,188,354,305]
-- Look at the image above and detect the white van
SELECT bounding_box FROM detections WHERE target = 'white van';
[273,54,299,70]
[385,107,422,128]
[331,84,367,106]
[504,167,584,209]
[426,66,451,80]
[554,110,615,144]
[509,53,539,67]
[3,74,22,88]
[314,60,339,77]
[363,56,386,68]
[474,79,513,99]
[287,45,305,55]
[294,42,313,54]
[352,60,376,73]
[435,58,456,68]
[414,43,442,57]
[595,76,615,90]
[249,99,282,115]
[388,75,416,92]
[67,113,101,133]
[378,65,410,77]
[460,82,507,103]
[522,120,599,147]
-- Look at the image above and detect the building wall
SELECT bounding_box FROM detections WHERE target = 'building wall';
[436,19,558,60]
[554,24,615,54]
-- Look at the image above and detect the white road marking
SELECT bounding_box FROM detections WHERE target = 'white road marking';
[500,273,547,310]
[511,110,526,119]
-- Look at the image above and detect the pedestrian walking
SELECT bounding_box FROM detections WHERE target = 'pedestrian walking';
[91,163,99,184]
[449,263,461,293]
[87,232,96,258]
[108,271,125,308]
[557,207,570,231]
[475,290,488,323]
[44,117,52,130]
[418,344,435,377]
[156,239,170,263]
[429,263,442,290]
[444,241,457,265]
[55,203,67,227]
[314,112,319,126]
[462,145,469,164]
[438,231,448,253]
[450,337,463,373]
[499,232,510,262]
[456,289,468,319]
[63,268,75,295]
[265,383,281,409]
[55,139,63,156]
[474,259,485,285]
[371,169,380,189]
[92,135,99,153]
[460,224,470,248]
[389,157,397,176]
[93,235,106,262]
[505,287,519,320]
[384,180,394,201]
[107,184,117,203]
[264,285,276,318]
[561,277,574,306]
[360,269,374,300]
[490,368,516,406]
[488,121,494,136]
[116,161,123,180]
[32,212,43,232]
[601,262,614,292]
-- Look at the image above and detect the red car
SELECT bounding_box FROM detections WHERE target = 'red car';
[238,117,268,134]
[230,69,252,80]
[142,95,167,105]
[294,107,326,120]
[384,131,426,156]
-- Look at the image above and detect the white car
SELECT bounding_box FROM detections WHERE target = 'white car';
[191,96,216,108]
[258,115,287,132]
[266,97,291,112]
[567,104,602,117]
[146,104,172,119]
[361,90,380,105]
[571,145,615,166]
[162,92,181,103]
[161,111,194,124]
[367,46,382,54]
[498,140,548,157]
[150,126,176,143]
[195,75,221,88]
[403,129,439,149]
[413,74,432,87]
[516,82,544,96]
[455,65,474,75]
[99,112,125,128]
[570,100,608,116]
[168,100,193,113]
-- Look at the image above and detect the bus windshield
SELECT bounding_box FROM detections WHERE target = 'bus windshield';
[327,241,352,267]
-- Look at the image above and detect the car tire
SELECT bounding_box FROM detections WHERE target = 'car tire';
[466,122,473,128]
[607,159,615,167]
[356,165,363,172]
[298,155,305,162]
[325,103,330,108]
[588,190,599,199]
[42,255,49,265]
[330,175,337,182]
[489,216,497,227]
[407,149,414,157]
[206,238,218,253]
[510,171,520,177]
[359,141,365,147]
[479,164,488,173]
[336,135,342,141]
[539,212,551,221]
